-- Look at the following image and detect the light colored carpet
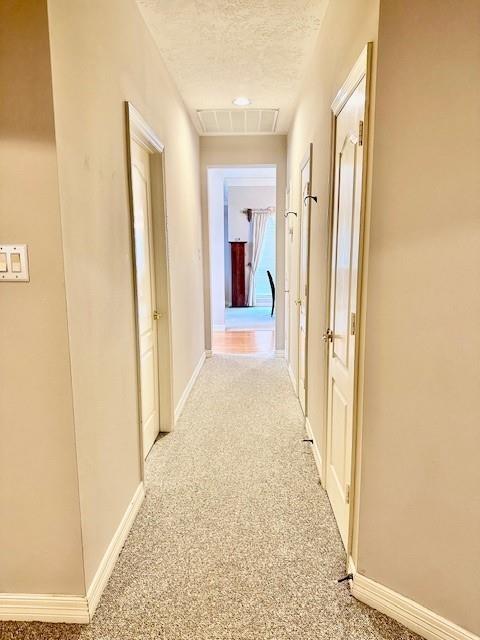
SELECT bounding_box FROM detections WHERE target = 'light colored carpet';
[1,356,418,640]
[225,307,275,331]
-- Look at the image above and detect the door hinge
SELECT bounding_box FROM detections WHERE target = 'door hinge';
[345,484,351,504]
[350,312,356,336]
[322,328,333,343]
[358,120,364,146]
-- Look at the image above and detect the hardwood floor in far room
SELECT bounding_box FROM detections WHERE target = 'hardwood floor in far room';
[212,330,275,355]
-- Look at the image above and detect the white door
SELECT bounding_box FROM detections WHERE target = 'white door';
[284,184,291,361]
[325,73,367,548]
[131,139,160,458]
[298,148,312,413]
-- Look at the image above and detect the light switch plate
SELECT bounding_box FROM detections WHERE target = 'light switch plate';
[0,245,29,281]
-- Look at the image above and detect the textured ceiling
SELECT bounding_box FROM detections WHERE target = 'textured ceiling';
[136,0,329,134]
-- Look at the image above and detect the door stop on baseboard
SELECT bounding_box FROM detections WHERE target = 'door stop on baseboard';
[302,438,313,443]
[337,573,354,584]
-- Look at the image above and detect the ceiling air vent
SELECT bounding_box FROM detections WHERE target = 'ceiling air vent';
[197,109,279,135]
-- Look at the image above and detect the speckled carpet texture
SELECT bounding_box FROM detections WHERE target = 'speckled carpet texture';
[1,356,418,640]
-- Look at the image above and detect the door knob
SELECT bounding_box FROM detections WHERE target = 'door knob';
[322,328,333,342]
[153,310,162,320]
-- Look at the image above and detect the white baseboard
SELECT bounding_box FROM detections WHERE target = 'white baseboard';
[87,482,145,618]
[174,351,206,423]
[287,362,297,394]
[305,417,323,483]
[348,555,357,576]
[0,483,145,624]
[275,349,285,358]
[348,558,479,640]
[0,593,89,624]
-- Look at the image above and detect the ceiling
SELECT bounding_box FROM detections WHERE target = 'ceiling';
[136,0,329,135]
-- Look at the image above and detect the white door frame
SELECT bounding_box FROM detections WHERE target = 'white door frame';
[205,165,278,348]
[125,102,174,476]
[297,145,313,414]
[284,182,291,362]
[323,44,373,557]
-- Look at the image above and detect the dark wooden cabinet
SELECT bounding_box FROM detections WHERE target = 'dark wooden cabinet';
[230,241,247,307]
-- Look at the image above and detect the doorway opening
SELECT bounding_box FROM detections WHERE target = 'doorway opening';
[125,103,174,464]
[324,44,371,553]
[297,145,313,414]
[207,166,277,355]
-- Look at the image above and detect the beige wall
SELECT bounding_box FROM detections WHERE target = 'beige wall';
[357,1,480,634]
[286,0,379,487]
[288,0,480,634]
[200,136,287,351]
[47,0,205,589]
[0,1,84,594]
[228,186,276,242]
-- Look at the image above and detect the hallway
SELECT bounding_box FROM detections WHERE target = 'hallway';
[1,357,417,640]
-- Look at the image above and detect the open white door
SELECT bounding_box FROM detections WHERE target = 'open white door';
[325,47,370,549]
[297,146,313,414]
[131,139,161,458]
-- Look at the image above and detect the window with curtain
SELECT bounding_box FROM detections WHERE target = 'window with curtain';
[254,215,276,307]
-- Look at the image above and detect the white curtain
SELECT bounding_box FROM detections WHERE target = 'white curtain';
[247,212,269,306]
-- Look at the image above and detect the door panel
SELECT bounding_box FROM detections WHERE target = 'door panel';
[330,382,347,491]
[298,149,312,414]
[131,139,160,458]
[326,76,366,548]
[284,186,291,362]
[332,141,355,368]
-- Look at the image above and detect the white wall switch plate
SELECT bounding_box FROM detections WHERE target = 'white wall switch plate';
[0,245,29,281]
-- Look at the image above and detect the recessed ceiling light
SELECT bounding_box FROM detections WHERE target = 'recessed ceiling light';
[232,97,251,107]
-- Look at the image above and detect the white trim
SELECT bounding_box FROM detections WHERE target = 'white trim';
[0,483,146,624]
[87,482,145,618]
[224,176,276,187]
[331,46,368,115]
[297,144,313,416]
[275,349,285,358]
[349,562,479,640]
[125,101,174,475]
[127,103,164,152]
[0,594,89,624]
[288,362,297,394]
[213,323,226,332]
[305,417,323,482]
[174,351,206,423]
[205,349,213,358]
[325,43,373,556]
[348,555,357,575]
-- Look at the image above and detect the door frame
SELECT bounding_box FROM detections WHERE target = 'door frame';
[283,182,293,366]
[125,102,174,476]
[322,44,373,558]
[297,145,313,413]
[205,164,278,352]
